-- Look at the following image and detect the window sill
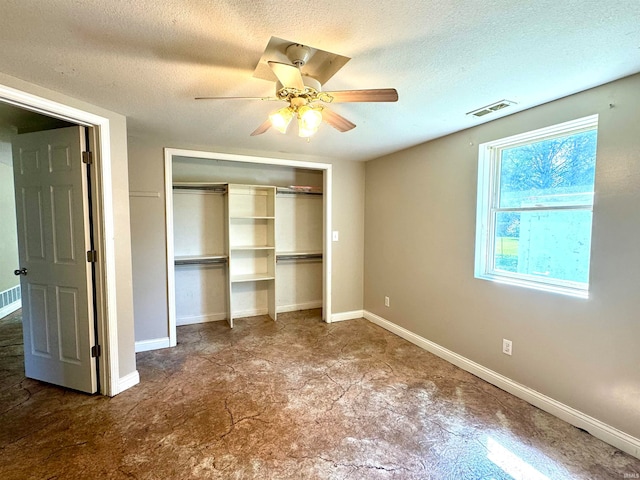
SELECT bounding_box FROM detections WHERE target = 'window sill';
[475,273,589,299]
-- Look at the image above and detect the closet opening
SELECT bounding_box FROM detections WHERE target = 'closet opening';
[164,149,332,346]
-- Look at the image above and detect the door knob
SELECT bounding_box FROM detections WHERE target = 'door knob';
[14,268,27,276]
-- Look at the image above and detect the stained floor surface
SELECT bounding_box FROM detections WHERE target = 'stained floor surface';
[1,309,639,479]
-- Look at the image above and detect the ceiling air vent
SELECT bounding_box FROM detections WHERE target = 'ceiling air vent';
[467,100,515,118]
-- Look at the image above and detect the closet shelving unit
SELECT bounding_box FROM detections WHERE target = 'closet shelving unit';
[172,181,323,329]
[227,184,277,327]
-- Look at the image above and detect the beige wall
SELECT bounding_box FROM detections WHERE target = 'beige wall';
[0,72,137,382]
[126,139,168,342]
[127,136,365,342]
[364,73,640,439]
[107,114,137,380]
[331,159,365,313]
[0,139,19,293]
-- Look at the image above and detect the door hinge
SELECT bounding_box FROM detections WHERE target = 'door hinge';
[86,250,97,262]
[82,151,93,164]
[91,345,101,358]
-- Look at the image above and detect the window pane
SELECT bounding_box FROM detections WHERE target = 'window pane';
[493,210,592,284]
[498,129,597,208]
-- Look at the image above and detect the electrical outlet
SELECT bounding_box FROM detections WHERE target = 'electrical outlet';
[384,296,390,307]
[502,339,513,356]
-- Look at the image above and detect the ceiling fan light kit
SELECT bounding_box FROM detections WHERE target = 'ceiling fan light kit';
[196,38,399,138]
[269,107,294,134]
[268,105,324,137]
[298,105,324,136]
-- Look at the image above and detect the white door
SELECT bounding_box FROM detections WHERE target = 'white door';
[12,126,97,393]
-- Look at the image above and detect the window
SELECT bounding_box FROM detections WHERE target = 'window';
[475,115,598,298]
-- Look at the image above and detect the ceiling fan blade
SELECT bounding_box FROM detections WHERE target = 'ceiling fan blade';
[250,119,272,136]
[195,96,278,101]
[268,61,305,90]
[321,88,398,103]
[322,108,356,132]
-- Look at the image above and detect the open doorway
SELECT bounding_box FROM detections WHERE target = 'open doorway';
[0,103,101,392]
[0,84,126,396]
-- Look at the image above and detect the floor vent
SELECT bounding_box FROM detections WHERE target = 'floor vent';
[1,285,21,309]
[467,100,515,117]
[0,285,21,318]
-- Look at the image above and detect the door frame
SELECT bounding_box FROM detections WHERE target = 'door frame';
[0,83,119,396]
[164,148,333,347]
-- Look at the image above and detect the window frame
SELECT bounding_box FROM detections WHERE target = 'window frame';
[474,114,599,298]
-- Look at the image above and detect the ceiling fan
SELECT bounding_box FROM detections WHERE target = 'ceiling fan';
[195,43,398,138]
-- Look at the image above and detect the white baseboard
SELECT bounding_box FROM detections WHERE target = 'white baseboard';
[364,310,640,460]
[116,370,140,394]
[277,301,322,313]
[177,304,325,325]
[0,299,21,319]
[235,303,324,318]
[233,307,269,319]
[331,309,364,322]
[135,337,171,353]
[177,312,227,326]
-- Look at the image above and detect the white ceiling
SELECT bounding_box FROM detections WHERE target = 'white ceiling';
[1,0,639,162]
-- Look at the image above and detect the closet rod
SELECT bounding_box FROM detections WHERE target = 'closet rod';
[173,184,228,193]
[175,257,228,266]
[276,253,323,262]
[276,187,323,196]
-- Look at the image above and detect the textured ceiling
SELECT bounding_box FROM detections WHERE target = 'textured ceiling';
[0,0,639,162]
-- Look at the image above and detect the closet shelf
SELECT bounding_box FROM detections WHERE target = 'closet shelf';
[229,216,275,220]
[230,246,275,251]
[231,273,276,283]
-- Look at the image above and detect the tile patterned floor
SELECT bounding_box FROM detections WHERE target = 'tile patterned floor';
[1,309,639,479]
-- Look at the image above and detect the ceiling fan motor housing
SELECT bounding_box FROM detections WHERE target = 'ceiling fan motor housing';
[302,76,321,91]
[286,44,311,67]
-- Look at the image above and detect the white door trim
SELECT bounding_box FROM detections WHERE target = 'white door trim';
[0,83,119,396]
[164,148,333,347]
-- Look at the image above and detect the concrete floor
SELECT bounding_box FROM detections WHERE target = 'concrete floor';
[1,309,639,479]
